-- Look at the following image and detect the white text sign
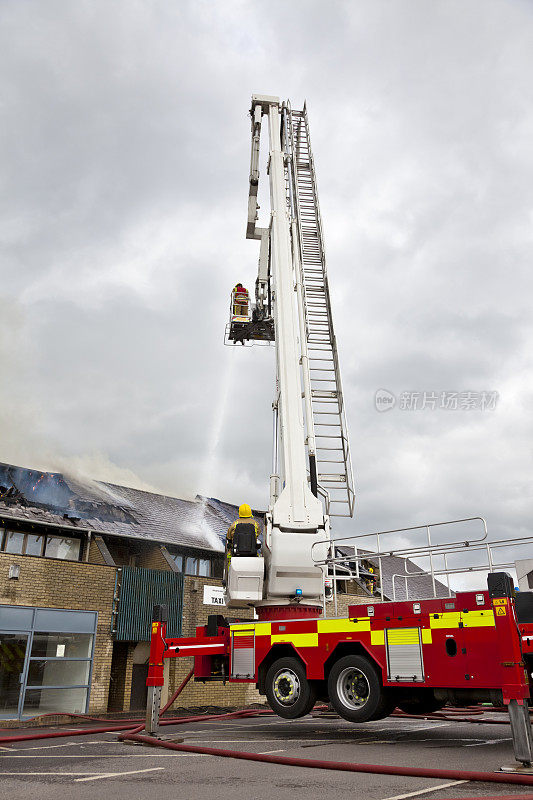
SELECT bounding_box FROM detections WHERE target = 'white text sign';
[203,585,226,607]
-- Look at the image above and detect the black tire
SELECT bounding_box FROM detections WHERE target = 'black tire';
[396,693,445,715]
[367,692,397,721]
[265,657,317,719]
[328,654,387,723]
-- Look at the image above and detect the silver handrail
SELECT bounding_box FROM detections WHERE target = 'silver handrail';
[314,516,533,601]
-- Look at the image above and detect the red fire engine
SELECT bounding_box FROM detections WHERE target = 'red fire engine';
[148,96,533,766]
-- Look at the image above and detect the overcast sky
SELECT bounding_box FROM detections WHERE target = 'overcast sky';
[1,0,532,566]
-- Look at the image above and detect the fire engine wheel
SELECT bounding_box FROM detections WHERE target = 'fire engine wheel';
[328,655,386,723]
[265,657,317,719]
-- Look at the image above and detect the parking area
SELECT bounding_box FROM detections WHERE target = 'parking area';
[0,712,530,800]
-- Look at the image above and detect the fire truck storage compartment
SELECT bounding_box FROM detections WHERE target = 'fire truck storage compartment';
[231,628,255,679]
[385,627,424,682]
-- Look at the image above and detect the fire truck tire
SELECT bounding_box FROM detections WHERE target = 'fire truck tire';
[328,655,386,723]
[366,693,397,721]
[265,657,317,719]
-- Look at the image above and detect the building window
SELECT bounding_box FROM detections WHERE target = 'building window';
[25,534,45,556]
[0,607,96,720]
[169,552,221,578]
[3,530,24,554]
[0,529,80,561]
[24,627,94,716]
[185,556,197,575]
[198,558,210,577]
[44,536,80,561]
[211,559,224,579]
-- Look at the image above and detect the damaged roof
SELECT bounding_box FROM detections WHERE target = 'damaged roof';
[0,461,257,554]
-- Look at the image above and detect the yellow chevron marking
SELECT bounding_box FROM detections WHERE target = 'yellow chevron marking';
[421,629,432,644]
[270,633,319,648]
[461,610,495,628]
[387,627,420,646]
[318,619,371,634]
[430,612,461,629]
[370,630,385,646]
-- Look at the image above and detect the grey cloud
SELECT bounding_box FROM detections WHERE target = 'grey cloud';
[0,0,532,585]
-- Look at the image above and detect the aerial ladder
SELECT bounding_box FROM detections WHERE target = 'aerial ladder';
[225,94,354,615]
[146,96,533,767]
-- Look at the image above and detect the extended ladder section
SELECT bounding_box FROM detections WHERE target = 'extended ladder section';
[285,105,355,518]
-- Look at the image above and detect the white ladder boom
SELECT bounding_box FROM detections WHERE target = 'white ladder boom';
[285,104,355,518]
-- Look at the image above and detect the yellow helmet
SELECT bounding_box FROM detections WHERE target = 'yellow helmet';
[239,503,252,518]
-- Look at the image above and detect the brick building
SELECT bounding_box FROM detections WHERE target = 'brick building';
[0,461,411,720]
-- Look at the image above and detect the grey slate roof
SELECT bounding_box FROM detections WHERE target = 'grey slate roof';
[0,462,239,554]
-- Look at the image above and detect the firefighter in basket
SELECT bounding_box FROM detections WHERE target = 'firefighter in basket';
[225,503,261,581]
[232,283,250,319]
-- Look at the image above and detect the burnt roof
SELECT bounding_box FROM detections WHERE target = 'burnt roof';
[0,461,265,554]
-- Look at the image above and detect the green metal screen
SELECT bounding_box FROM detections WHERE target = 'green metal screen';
[115,566,184,641]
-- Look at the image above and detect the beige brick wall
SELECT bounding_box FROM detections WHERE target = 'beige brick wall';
[0,552,117,712]
[140,545,171,572]
[87,538,106,565]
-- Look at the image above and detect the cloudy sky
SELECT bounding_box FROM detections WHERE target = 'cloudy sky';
[1,0,532,568]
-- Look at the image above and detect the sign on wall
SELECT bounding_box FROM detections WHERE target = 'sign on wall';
[203,585,226,607]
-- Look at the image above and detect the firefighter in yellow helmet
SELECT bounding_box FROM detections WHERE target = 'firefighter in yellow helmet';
[225,503,261,574]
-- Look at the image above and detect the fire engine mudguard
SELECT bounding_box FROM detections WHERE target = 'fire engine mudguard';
[328,654,394,723]
[265,657,317,719]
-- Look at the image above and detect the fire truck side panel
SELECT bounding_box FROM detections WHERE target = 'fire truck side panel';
[224,591,529,701]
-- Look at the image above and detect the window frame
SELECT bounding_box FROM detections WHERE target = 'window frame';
[0,528,82,562]
[169,551,221,578]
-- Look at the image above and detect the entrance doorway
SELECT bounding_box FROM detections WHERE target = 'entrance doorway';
[0,632,29,717]
[130,663,149,710]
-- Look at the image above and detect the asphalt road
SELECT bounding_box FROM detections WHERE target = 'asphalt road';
[0,712,530,800]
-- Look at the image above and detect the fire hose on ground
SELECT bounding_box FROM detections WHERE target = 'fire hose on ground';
[3,671,533,795]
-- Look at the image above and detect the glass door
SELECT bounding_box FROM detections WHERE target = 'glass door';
[0,632,29,718]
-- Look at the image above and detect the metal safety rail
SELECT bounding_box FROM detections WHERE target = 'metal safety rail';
[312,517,533,614]
[284,102,355,518]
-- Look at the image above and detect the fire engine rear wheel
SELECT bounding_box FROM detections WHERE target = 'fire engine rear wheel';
[265,657,317,719]
[328,655,386,723]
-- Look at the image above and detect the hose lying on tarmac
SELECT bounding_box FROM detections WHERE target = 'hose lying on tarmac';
[4,679,533,794]
[118,732,533,788]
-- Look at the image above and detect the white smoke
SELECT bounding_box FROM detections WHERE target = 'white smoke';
[0,299,159,493]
